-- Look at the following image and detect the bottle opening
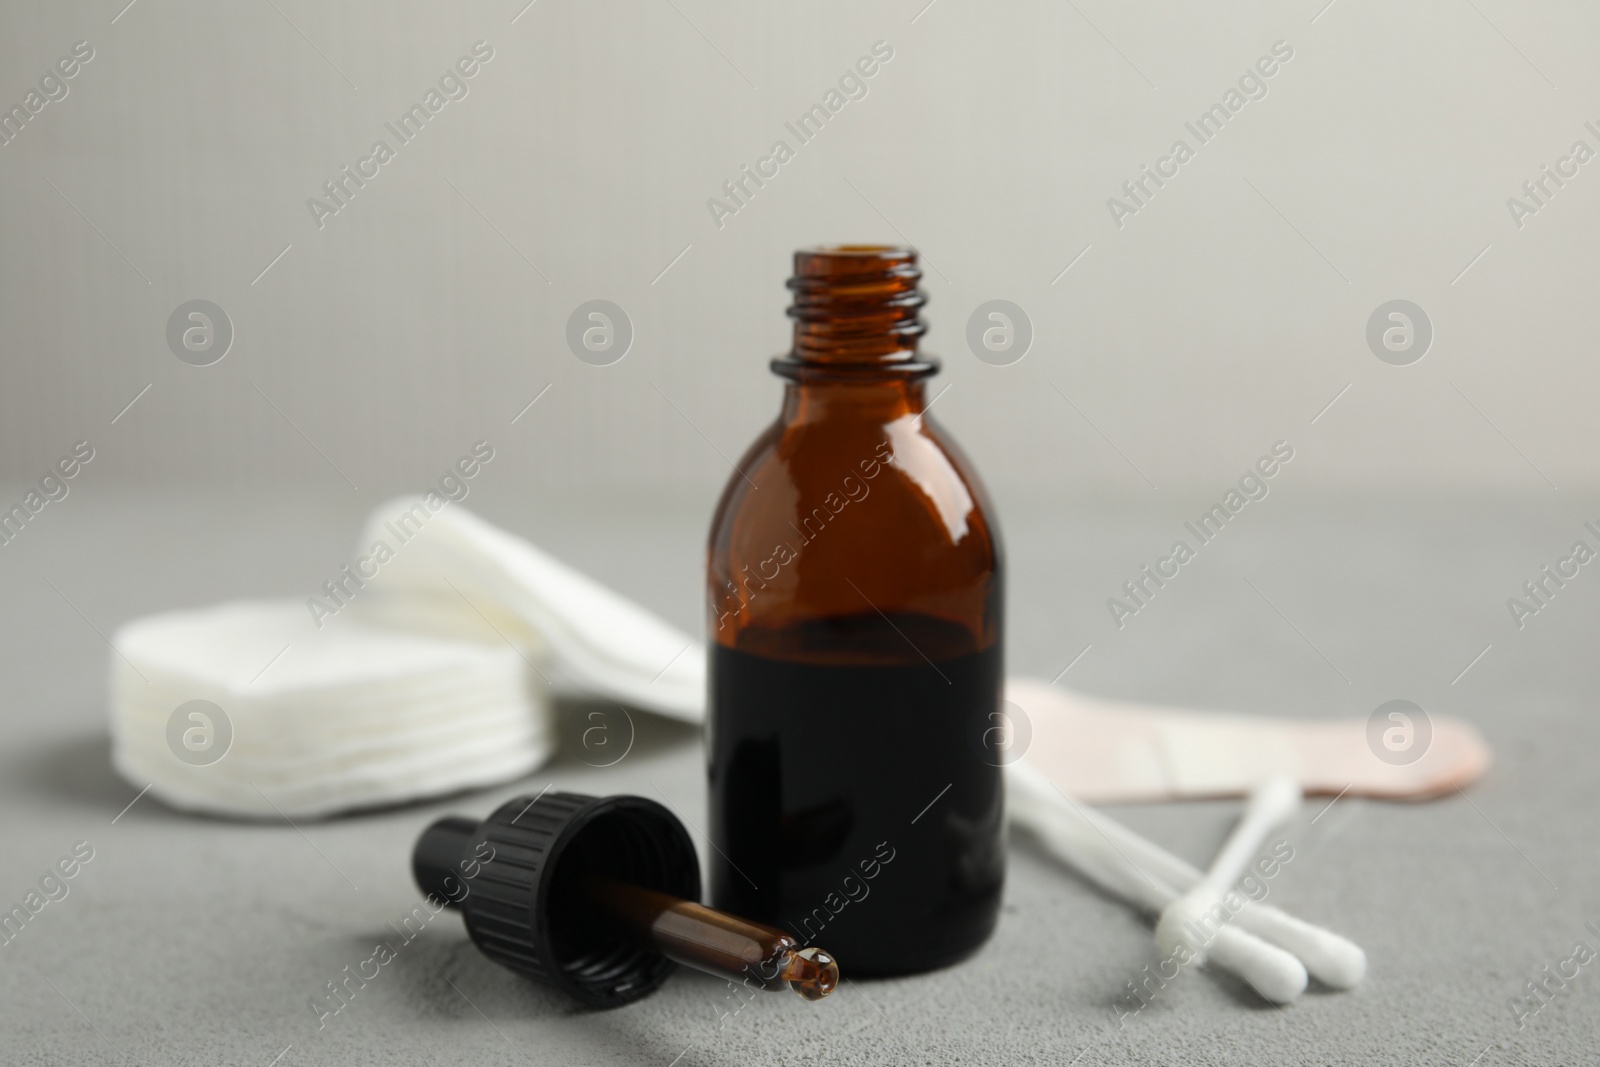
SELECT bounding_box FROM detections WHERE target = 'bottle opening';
[775,245,933,378]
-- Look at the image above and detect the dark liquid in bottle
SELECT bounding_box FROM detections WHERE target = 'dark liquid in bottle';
[708,613,1004,976]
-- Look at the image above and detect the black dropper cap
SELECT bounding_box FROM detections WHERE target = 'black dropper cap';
[413,791,701,1009]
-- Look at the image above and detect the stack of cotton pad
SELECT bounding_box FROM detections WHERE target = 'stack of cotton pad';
[111,600,553,819]
[110,496,707,818]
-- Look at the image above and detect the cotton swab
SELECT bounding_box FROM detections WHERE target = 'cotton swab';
[1152,775,1300,968]
[1069,798,1366,989]
[1030,802,1309,1001]
[1008,764,1309,1002]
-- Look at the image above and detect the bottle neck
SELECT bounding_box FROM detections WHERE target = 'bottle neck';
[771,246,937,382]
[780,377,927,426]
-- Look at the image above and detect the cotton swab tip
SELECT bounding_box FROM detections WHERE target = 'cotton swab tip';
[1239,904,1367,989]
[1250,774,1303,828]
[1207,925,1309,1004]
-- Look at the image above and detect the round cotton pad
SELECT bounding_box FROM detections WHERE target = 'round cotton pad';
[110,600,553,819]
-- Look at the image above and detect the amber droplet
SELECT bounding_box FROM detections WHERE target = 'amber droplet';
[779,946,839,1001]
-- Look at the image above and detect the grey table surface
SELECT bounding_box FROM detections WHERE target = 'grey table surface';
[1,484,1596,1066]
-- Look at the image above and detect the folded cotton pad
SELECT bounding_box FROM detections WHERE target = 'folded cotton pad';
[111,600,552,819]
[341,496,704,722]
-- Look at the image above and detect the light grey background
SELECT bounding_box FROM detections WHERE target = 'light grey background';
[1,0,1595,498]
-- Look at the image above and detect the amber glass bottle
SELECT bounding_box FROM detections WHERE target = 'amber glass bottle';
[706,246,1004,976]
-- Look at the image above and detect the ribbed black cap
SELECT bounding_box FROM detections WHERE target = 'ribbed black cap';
[412,792,701,1009]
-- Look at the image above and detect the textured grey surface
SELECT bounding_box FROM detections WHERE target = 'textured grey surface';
[1,485,1597,1066]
